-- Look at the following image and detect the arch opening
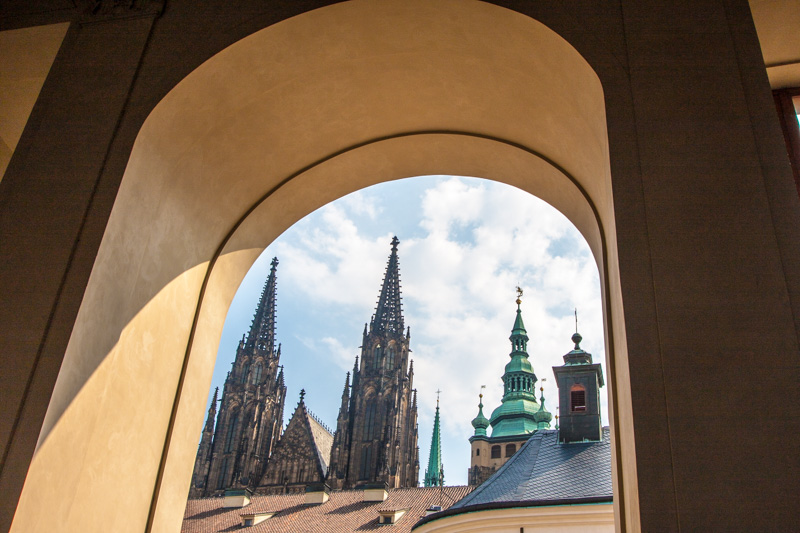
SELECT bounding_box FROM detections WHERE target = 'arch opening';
[10,1,637,532]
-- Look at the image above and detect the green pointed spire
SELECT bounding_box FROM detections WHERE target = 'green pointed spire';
[509,287,529,354]
[424,392,443,487]
[489,290,541,438]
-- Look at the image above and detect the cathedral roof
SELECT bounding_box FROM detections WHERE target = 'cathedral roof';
[182,486,474,533]
[304,408,334,476]
[415,428,612,529]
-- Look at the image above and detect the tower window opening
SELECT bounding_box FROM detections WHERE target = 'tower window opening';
[387,346,395,370]
[252,363,262,385]
[491,445,501,459]
[224,414,238,452]
[364,403,377,440]
[359,446,372,480]
[476,448,480,456]
[506,444,516,457]
[218,457,230,490]
[571,387,586,412]
[373,345,381,370]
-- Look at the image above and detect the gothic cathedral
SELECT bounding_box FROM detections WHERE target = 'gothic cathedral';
[327,237,420,489]
[191,238,420,497]
[190,258,287,497]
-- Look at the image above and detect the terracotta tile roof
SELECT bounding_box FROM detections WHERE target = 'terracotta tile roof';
[182,486,473,533]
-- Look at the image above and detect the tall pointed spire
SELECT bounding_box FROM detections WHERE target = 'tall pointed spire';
[205,387,219,432]
[246,257,279,353]
[424,391,443,487]
[338,372,350,417]
[371,237,405,334]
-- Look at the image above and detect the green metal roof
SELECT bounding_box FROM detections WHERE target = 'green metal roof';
[424,400,443,487]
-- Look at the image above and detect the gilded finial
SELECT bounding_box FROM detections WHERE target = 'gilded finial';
[435,388,442,407]
[515,286,523,306]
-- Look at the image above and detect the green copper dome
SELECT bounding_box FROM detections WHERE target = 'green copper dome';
[487,296,541,438]
[471,396,490,437]
[533,390,552,429]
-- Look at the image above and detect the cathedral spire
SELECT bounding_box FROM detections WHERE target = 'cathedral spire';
[338,372,350,417]
[424,391,443,487]
[205,387,219,433]
[371,237,405,335]
[246,257,279,354]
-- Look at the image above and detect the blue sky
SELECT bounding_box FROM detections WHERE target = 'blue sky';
[205,175,607,487]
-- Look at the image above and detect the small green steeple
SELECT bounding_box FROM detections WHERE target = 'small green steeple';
[533,383,553,429]
[424,391,443,487]
[489,289,541,438]
[471,390,490,437]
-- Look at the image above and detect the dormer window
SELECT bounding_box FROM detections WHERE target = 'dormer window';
[570,385,586,412]
[377,508,408,524]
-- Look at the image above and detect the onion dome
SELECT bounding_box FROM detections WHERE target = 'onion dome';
[471,394,490,437]
[533,386,553,429]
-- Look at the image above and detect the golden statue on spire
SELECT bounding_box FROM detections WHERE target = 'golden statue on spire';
[515,286,523,305]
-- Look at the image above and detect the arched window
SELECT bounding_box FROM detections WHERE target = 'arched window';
[252,363,263,385]
[363,403,377,440]
[359,446,372,480]
[386,345,395,370]
[241,362,250,383]
[373,345,382,370]
[224,413,238,452]
[217,457,230,489]
[476,448,480,456]
[571,385,587,412]
[491,445,501,459]
[506,444,516,457]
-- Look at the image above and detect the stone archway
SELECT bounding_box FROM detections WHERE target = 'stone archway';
[11,1,636,532]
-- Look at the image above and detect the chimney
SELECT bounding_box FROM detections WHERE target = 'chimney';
[223,488,252,508]
[362,482,389,502]
[424,505,442,517]
[304,483,330,505]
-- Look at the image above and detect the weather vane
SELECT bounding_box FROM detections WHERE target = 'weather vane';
[574,308,578,333]
[515,286,523,305]
[435,389,442,406]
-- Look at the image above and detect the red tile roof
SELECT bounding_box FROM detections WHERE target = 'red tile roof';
[182,486,474,533]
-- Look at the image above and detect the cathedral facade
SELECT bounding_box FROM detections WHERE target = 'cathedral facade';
[190,258,287,497]
[327,237,420,489]
[191,239,420,497]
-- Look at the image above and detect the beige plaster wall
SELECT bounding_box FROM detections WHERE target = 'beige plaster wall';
[11,2,632,532]
[749,0,800,88]
[0,22,68,180]
[415,503,615,533]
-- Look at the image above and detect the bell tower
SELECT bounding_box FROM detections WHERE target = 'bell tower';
[552,326,604,443]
